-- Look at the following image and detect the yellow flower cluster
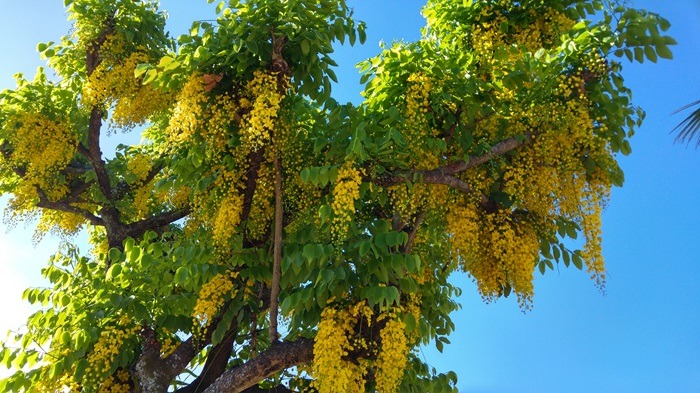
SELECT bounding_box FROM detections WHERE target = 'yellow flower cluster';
[470,5,574,92]
[159,328,179,359]
[402,74,439,169]
[82,49,168,129]
[8,112,77,202]
[84,316,138,389]
[446,204,481,264]
[512,8,575,52]
[88,226,110,261]
[583,51,609,77]
[331,163,363,242]
[246,161,274,240]
[33,209,85,243]
[448,206,540,308]
[205,92,240,150]
[167,74,209,144]
[126,153,155,219]
[499,99,611,291]
[192,271,237,336]
[556,73,586,99]
[97,369,132,393]
[27,373,79,393]
[312,303,371,393]
[388,183,430,224]
[580,181,609,288]
[312,302,409,392]
[470,11,508,65]
[169,186,192,209]
[241,70,288,150]
[133,185,154,220]
[127,153,152,182]
[212,192,244,247]
[112,83,169,130]
[375,314,409,392]
[100,34,128,60]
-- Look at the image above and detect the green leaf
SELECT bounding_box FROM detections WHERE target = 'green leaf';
[561,245,571,267]
[327,68,338,83]
[358,22,367,44]
[656,44,673,59]
[359,240,371,257]
[301,39,311,56]
[174,267,189,284]
[644,46,657,63]
[106,264,122,280]
[319,204,332,223]
[404,313,416,332]
[572,252,584,270]
[300,168,310,183]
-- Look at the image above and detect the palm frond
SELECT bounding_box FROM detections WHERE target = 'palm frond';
[672,99,700,148]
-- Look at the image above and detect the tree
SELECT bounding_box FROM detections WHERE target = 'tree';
[0,1,673,392]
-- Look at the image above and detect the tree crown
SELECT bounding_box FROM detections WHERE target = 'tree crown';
[0,0,674,391]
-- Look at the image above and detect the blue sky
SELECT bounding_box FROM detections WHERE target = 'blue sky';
[0,1,699,392]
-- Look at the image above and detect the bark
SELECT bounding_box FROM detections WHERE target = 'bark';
[125,207,191,239]
[84,108,113,201]
[203,339,314,393]
[176,326,238,393]
[269,156,283,343]
[240,150,265,223]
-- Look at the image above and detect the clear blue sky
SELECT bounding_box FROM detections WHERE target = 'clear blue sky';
[0,1,699,392]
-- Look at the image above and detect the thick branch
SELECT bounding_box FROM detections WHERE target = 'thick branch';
[404,211,425,255]
[85,14,115,75]
[85,108,113,201]
[376,134,530,190]
[269,156,283,343]
[164,336,199,379]
[112,156,167,201]
[203,339,314,393]
[2,149,103,225]
[177,325,238,393]
[125,207,191,239]
[240,150,264,223]
[36,194,103,226]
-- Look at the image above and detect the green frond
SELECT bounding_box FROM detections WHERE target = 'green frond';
[672,99,700,148]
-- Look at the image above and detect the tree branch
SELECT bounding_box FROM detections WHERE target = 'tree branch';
[2,148,103,226]
[269,156,283,343]
[85,107,113,201]
[404,211,425,255]
[112,157,166,201]
[203,339,314,393]
[177,324,238,393]
[36,193,103,226]
[376,134,530,191]
[240,150,264,223]
[125,207,191,239]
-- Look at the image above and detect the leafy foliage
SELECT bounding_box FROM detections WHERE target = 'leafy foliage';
[0,0,673,392]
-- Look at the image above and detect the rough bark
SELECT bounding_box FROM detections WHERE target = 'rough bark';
[203,339,314,393]
[176,326,238,393]
[269,156,283,343]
